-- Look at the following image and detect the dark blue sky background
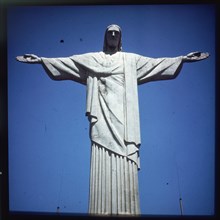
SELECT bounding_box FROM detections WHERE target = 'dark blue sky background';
[7,4,215,216]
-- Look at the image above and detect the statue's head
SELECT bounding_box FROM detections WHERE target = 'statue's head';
[103,24,122,53]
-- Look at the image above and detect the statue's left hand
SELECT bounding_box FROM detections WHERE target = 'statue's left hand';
[182,51,209,62]
[16,54,42,64]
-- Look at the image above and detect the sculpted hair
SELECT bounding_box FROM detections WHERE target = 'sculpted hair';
[103,24,122,52]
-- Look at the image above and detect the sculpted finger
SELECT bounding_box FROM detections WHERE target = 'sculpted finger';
[203,52,210,58]
[187,51,201,58]
[197,52,210,60]
[24,54,36,58]
[16,55,30,62]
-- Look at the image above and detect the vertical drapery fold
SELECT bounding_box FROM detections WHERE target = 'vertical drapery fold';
[89,143,140,216]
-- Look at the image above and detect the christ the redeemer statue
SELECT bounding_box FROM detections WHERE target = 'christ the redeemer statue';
[16,24,209,216]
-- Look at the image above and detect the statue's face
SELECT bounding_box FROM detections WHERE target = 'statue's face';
[106,30,120,50]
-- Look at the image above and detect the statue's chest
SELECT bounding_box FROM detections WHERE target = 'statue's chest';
[101,53,123,67]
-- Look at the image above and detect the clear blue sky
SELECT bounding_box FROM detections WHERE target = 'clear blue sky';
[7,4,215,216]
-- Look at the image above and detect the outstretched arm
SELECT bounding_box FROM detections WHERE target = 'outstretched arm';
[182,51,209,62]
[16,54,87,84]
[137,51,209,85]
[16,54,42,64]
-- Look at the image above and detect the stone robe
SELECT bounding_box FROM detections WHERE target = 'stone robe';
[41,51,183,215]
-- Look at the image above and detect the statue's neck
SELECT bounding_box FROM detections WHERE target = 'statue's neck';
[105,46,118,55]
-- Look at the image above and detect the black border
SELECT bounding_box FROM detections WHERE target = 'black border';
[1,1,219,220]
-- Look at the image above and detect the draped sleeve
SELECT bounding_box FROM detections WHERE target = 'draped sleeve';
[41,56,88,85]
[136,55,184,85]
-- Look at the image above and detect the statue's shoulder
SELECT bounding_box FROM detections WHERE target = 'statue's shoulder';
[70,52,103,63]
[83,51,105,60]
[121,52,141,61]
[71,51,101,57]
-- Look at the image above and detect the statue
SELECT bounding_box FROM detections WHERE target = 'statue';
[16,24,209,216]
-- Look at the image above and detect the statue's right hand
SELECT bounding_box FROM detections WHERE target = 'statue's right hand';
[16,54,42,63]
